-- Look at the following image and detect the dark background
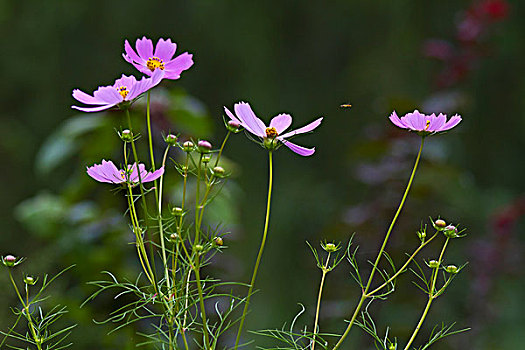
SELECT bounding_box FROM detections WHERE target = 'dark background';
[1,1,524,349]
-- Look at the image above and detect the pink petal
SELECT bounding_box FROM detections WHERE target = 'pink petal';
[440,114,462,131]
[269,113,292,134]
[72,104,114,113]
[114,75,137,89]
[93,86,122,104]
[124,39,145,64]
[234,102,267,137]
[128,70,164,100]
[154,38,177,61]
[389,111,408,129]
[281,140,316,156]
[224,106,242,125]
[142,167,165,182]
[164,53,194,79]
[279,117,323,139]
[136,36,153,59]
[428,113,446,132]
[87,165,111,183]
[72,89,105,105]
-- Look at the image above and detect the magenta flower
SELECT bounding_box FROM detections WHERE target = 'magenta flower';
[389,109,462,135]
[87,160,164,185]
[123,36,194,80]
[72,70,164,113]
[224,102,323,156]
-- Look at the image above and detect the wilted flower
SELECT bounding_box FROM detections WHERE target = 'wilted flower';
[123,36,194,80]
[87,160,164,185]
[72,70,164,112]
[389,110,462,136]
[224,102,323,156]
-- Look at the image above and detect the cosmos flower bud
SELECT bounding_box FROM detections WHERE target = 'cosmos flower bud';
[194,244,204,252]
[429,260,439,269]
[435,219,446,228]
[172,207,184,216]
[169,233,178,243]
[2,255,17,267]
[182,141,194,152]
[197,140,212,153]
[445,265,458,274]
[214,237,224,246]
[263,137,278,151]
[120,129,133,142]
[227,120,241,132]
[324,243,337,252]
[213,166,225,177]
[444,225,458,238]
[202,154,211,163]
[389,343,396,350]
[24,276,36,285]
[165,134,178,146]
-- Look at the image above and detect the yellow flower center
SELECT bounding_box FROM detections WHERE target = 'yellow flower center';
[424,120,431,130]
[120,170,126,179]
[146,57,165,72]
[117,86,129,99]
[265,127,278,138]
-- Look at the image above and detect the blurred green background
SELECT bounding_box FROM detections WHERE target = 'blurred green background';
[1,0,524,349]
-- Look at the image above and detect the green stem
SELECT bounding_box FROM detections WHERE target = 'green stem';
[332,137,425,350]
[158,146,171,292]
[403,237,450,350]
[311,252,331,350]
[234,151,274,350]
[214,130,231,167]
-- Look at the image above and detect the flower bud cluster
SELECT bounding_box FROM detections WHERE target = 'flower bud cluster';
[432,218,464,238]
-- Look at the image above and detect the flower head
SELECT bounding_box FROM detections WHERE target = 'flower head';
[224,102,323,156]
[389,110,462,136]
[72,70,164,112]
[123,36,194,80]
[87,160,164,185]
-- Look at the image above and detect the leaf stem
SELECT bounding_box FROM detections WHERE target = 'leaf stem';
[311,252,331,350]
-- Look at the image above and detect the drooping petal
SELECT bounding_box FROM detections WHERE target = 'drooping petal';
[440,114,462,131]
[124,39,145,64]
[72,89,105,105]
[269,113,292,134]
[154,38,177,61]
[136,36,154,59]
[164,53,194,79]
[72,104,114,113]
[234,102,267,137]
[389,111,408,129]
[281,140,316,156]
[142,167,165,182]
[279,117,323,139]
[87,165,112,183]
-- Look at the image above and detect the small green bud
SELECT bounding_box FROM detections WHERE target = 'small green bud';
[202,154,211,163]
[417,230,426,240]
[435,219,446,228]
[444,225,458,238]
[172,207,184,216]
[24,276,36,285]
[429,260,439,269]
[120,129,133,142]
[2,255,17,267]
[169,233,179,243]
[389,343,396,350]
[214,237,224,246]
[323,243,337,253]
[165,134,178,146]
[263,137,278,151]
[182,141,194,152]
[194,244,204,252]
[227,120,241,132]
[197,140,212,153]
[445,265,458,274]
[213,166,225,177]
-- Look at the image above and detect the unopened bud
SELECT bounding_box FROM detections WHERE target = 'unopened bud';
[202,154,211,163]
[120,129,133,142]
[434,219,446,228]
[429,260,439,269]
[213,166,225,177]
[197,140,212,153]
[323,243,337,253]
[194,244,204,252]
[169,233,179,243]
[214,237,224,246]
[263,137,278,151]
[165,134,178,146]
[172,207,184,216]
[182,141,194,152]
[227,120,241,132]
[24,276,36,285]
[417,230,426,240]
[445,265,458,274]
[444,225,458,238]
[3,255,17,267]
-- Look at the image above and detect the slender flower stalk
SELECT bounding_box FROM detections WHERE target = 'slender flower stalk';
[403,237,450,350]
[311,252,331,350]
[332,137,425,350]
[235,151,274,350]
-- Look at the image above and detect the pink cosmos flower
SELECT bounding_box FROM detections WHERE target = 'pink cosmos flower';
[224,102,323,156]
[123,36,194,80]
[72,70,164,112]
[87,160,164,185]
[389,110,462,135]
